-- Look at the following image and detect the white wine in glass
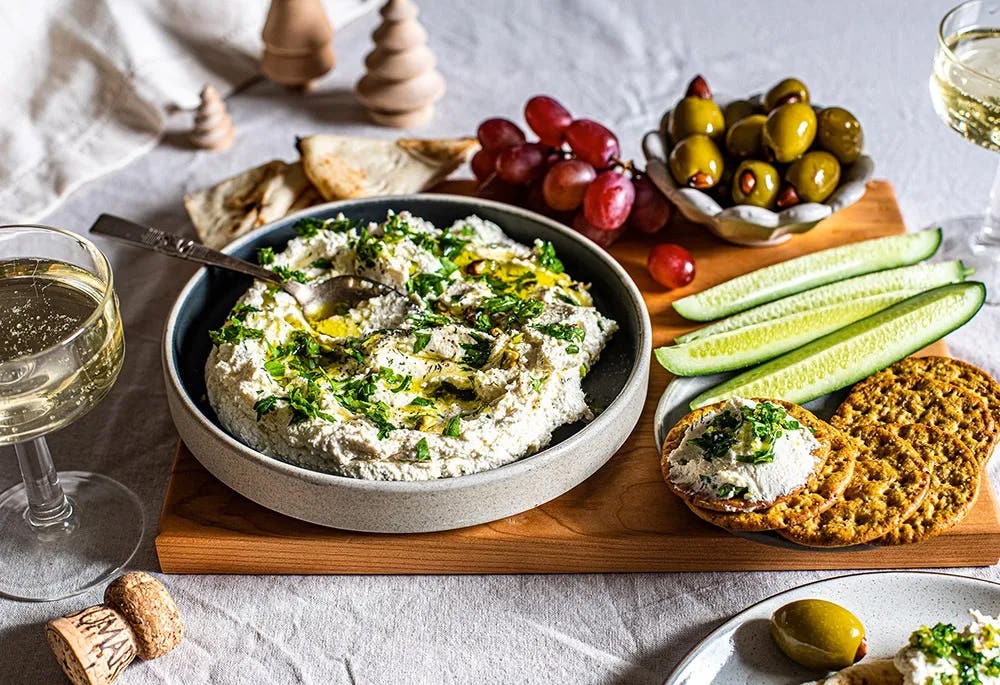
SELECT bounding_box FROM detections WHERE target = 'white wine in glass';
[0,225,143,601]
[930,0,1000,303]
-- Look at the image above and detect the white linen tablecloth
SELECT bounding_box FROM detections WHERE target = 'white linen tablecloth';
[2,1,999,683]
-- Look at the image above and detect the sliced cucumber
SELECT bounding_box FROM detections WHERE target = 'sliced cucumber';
[675,260,972,344]
[673,229,943,322]
[689,282,985,409]
[657,292,917,376]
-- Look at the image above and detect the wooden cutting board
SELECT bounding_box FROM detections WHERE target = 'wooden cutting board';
[155,180,1000,573]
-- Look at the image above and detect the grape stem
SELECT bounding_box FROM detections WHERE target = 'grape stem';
[610,156,638,175]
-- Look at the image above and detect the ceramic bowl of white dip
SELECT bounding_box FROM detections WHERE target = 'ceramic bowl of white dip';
[163,194,651,533]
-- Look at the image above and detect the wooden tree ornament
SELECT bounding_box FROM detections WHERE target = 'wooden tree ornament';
[261,0,336,90]
[355,0,445,128]
[191,85,235,151]
[45,572,183,685]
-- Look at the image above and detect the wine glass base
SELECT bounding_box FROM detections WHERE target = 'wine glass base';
[933,215,1000,305]
[0,471,144,601]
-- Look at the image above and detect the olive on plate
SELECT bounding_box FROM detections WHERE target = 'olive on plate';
[770,598,867,671]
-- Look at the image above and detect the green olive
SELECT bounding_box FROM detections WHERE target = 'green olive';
[723,99,758,129]
[669,134,723,189]
[732,160,780,208]
[763,102,817,163]
[771,599,867,671]
[817,107,864,164]
[786,151,842,203]
[669,96,726,142]
[764,77,811,111]
[725,114,767,159]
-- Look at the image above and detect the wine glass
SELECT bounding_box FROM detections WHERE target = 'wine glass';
[0,225,143,601]
[930,0,1000,303]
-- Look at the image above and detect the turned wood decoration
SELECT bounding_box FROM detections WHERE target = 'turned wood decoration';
[261,0,336,89]
[45,572,183,685]
[190,85,235,151]
[355,0,445,128]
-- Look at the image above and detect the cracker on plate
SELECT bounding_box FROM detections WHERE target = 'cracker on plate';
[874,423,981,545]
[778,425,931,547]
[831,375,997,464]
[661,400,831,513]
[684,428,858,531]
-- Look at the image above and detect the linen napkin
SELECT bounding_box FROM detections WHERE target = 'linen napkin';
[0,0,377,224]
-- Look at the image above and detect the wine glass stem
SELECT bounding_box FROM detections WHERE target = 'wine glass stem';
[14,436,73,528]
[982,161,1000,246]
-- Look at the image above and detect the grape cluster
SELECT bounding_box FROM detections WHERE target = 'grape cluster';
[473,96,674,247]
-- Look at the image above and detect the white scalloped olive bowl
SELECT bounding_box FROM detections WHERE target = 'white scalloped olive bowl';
[162,195,652,533]
[643,100,875,247]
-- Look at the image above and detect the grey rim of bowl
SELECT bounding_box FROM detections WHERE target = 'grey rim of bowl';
[163,193,653,495]
[663,570,1000,684]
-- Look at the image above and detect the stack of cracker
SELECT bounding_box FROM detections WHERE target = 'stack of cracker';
[665,356,999,548]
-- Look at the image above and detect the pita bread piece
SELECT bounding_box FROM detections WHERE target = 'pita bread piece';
[298,135,477,201]
[184,160,321,249]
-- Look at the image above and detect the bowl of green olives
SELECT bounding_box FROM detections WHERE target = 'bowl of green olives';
[643,75,874,247]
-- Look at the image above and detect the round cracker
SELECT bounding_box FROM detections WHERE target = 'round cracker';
[873,423,981,545]
[778,426,931,547]
[660,399,830,512]
[879,356,1000,464]
[831,375,996,464]
[684,428,858,531]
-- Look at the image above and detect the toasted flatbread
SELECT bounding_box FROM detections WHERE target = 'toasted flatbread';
[184,160,321,249]
[661,400,831,513]
[804,658,902,684]
[297,134,477,201]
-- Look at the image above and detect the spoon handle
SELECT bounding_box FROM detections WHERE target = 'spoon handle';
[89,214,281,286]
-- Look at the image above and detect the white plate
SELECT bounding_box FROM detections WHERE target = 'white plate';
[665,571,1000,684]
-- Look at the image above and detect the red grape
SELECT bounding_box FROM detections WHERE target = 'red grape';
[573,212,627,248]
[542,159,596,211]
[628,175,674,234]
[565,119,620,168]
[495,143,548,185]
[525,96,573,146]
[647,243,695,289]
[583,170,635,230]
[477,118,526,152]
[471,149,497,183]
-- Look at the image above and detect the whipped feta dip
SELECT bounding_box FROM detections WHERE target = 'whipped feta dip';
[667,398,820,502]
[205,211,617,481]
[895,611,1000,685]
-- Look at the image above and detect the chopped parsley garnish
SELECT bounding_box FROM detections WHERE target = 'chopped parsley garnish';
[310,257,333,269]
[263,358,285,378]
[438,230,469,260]
[293,218,325,238]
[407,272,450,298]
[738,402,802,464]
[472,294,544,331]
[413,331,432,353]
[534,241,564,274]
[909,622,1000,684]
[330,374,395,438]
[443,416,461,437]
[253,381,335,425]
[460,334,492,368]
[257,247,275,265]
[353,226,383,267]
[414,438,431,461]
[378,366,411,393]
[272,265,308,284]
[716,484,750,500]
[327,218,361,233]
[253,394,279,419]
[533,322,585,342]
[530,376,547,393]
[409,397,434,407]
[209,304,264,346]
[689,409,742,461]
[566,344,580,354]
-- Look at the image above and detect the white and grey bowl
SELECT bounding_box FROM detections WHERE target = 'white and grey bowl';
[163,194,652,533]
[643,99,874,247]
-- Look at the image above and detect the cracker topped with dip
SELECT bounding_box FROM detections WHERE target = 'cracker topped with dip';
[661,399,831,512]
[205,211,617,481]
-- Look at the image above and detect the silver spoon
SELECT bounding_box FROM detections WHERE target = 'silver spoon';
[89,214,404,319]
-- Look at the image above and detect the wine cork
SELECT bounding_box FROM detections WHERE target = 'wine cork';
[45,572,182,685]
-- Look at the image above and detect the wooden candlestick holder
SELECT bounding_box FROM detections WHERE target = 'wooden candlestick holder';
[45,572,183,685]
